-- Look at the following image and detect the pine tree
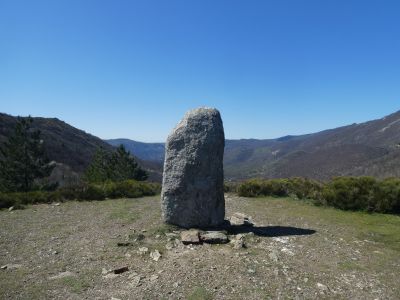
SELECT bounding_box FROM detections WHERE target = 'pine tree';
[84,145,148,183]
[83,147,111,183]
[109,145,148,181]
[0,117,54,192]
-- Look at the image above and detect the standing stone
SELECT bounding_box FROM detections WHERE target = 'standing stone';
[161,107,225,228]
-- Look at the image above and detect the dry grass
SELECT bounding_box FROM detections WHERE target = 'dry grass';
[0,195,399,299]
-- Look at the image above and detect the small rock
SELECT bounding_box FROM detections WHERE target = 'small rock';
[231,234,245,249]
[150,274,159,281]
[269,250,279,262]
[125,252,132,258]
[103,273,119,279]
[229,213,253,226]
[174,238,182,247]
[200,231,229,244]
[280,247,294,256]
[180,230,201,245]
[165,243,174,250]
[150,250,161,261]
[317,283,328,291]
[173,282,179,288]
[49,271,75,280]
[248,269,255,274]
[165,232,178,238]
[128,272,139,278]
[1,264,22,270]
[231,239,245,249]
[102,268,112,275]
[111,297,121,300]
[53,202,61,206]
[272,237,289,244]
[155,234,161,239]
[131,275,142,287]
[8,206,14,211]
[138,247,149,255]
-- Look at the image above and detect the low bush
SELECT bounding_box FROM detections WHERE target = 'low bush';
[77,185,106,201]
[374,178,400,213]
[238,176,400,214]
[224,182,239,193]
[102,180,161,199]
[0,180,161,209]
[323,177,400,213]
[237,178,322,199]
[322,177,377,211]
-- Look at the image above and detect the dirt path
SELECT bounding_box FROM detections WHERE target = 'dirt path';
[1,195,399,299]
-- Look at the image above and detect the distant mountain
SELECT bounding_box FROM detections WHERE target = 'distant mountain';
[107,110,400,181]
[106,139,165,163]
[2,110,399,183]
[0,113,162,182]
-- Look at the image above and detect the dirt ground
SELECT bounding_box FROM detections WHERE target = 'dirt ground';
[1,194,399,300]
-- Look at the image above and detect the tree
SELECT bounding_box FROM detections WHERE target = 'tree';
[0,117,54,192]
[83,147,111,183]
[109,145,147,181]
[84,145,148,183]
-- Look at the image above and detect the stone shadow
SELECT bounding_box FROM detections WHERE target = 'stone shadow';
[204,222,316,237]
[226,224,316,237]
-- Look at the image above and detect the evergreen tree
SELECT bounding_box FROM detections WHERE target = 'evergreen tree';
[109,145,148,181]
[0,117,54,192]
[84,147,111,183]
[84,145,148,183]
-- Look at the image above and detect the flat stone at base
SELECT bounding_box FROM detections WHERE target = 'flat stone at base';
[180,230,201,245]
[229,212,254,226]
[200,231,229,244]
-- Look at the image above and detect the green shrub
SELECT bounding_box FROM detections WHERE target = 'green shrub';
[77,185,105,201]
[286,177,323,200]
[236,176,400,214]
[0,193,17,209]
[371,178,400,214]
[237,178,322,199]
[237,179,264,197]
[0,180,161,209]
[322,177,377,211]
[224,182,238,193]
[102,180,161,199]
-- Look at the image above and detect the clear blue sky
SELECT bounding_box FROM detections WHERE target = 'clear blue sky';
[1,0,399,142]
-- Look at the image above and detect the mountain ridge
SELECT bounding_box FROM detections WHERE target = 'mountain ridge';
[106,110,400,180]
[0,113,163,182]
[1,110,399,182]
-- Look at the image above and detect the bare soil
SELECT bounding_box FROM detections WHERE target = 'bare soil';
[1,195,399,299]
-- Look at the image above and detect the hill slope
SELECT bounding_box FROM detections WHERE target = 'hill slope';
[224,110,400,180]
[107,110,400,181]
[0,113,162,181]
